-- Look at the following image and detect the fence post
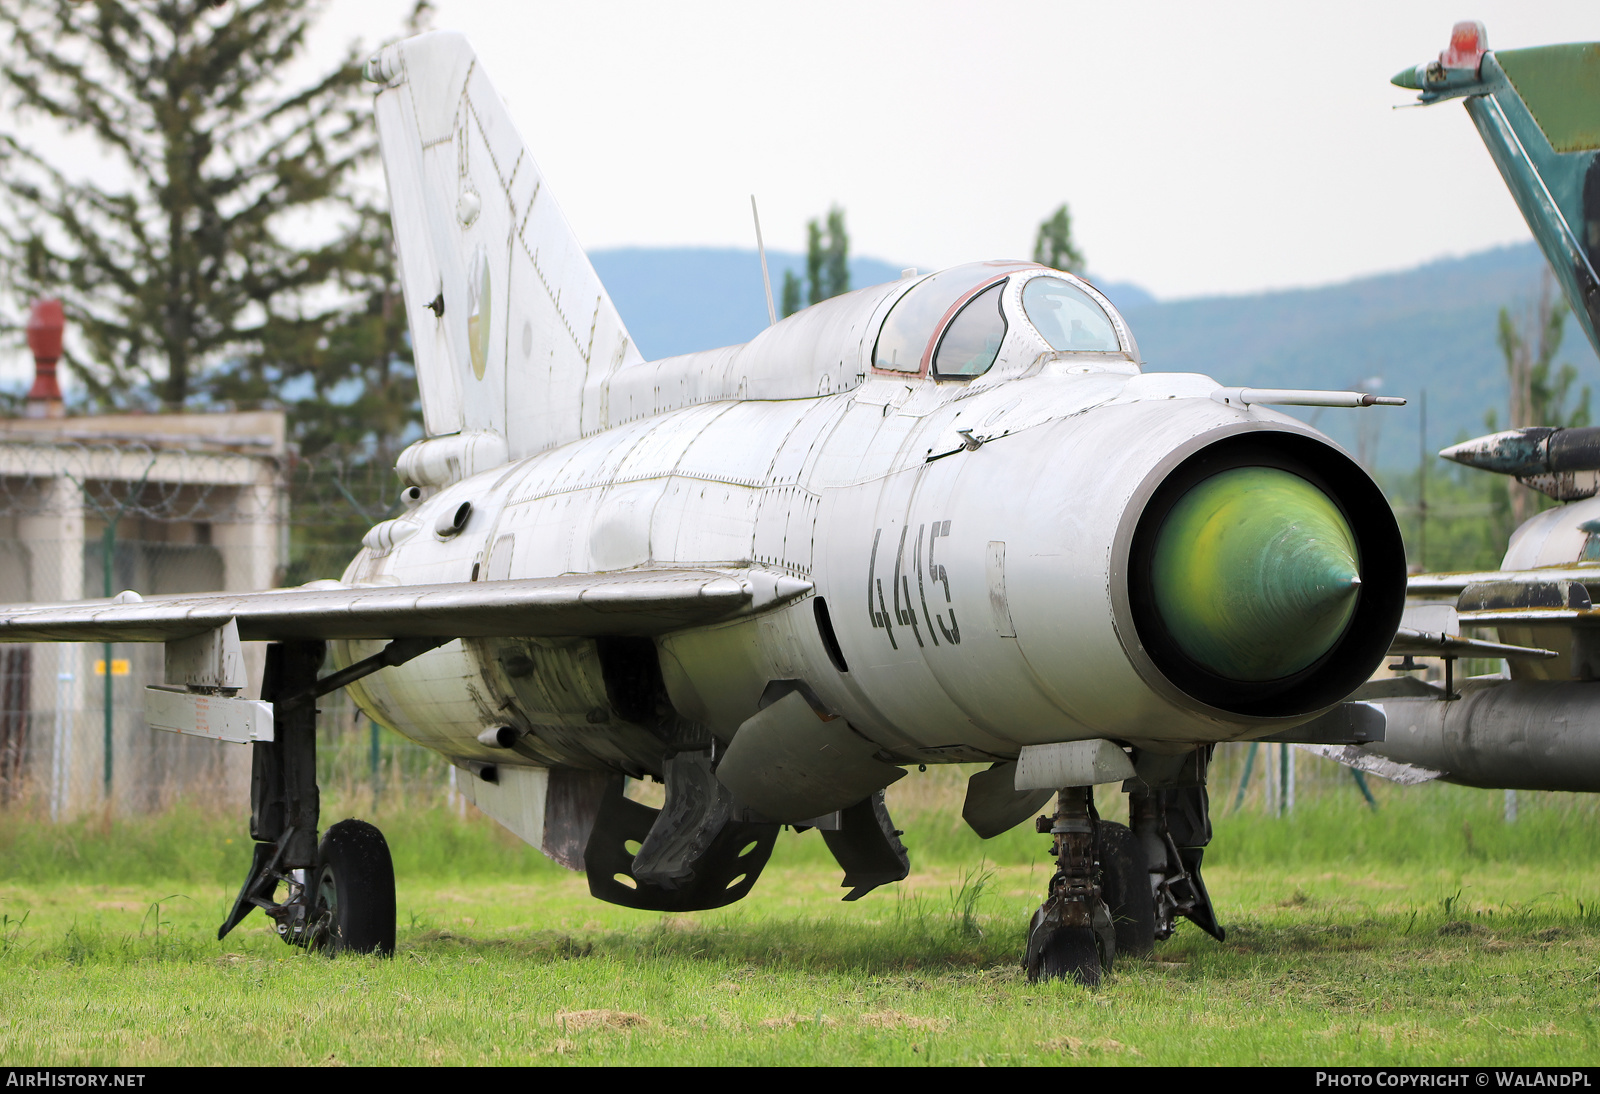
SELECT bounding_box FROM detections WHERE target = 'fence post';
[1285,742,1295,815]
[1232,742,1259,813]
[370,720,382,814]
[1351,767,1379,811]
[50,668,73,823]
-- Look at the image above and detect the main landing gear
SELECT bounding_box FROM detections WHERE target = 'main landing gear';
[218,641,397,956]
[1024,747,1223,986]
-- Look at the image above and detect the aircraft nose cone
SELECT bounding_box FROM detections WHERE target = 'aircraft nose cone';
[1149,466,1361,682]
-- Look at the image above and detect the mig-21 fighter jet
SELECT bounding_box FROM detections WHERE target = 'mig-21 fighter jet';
[0,31,1414,984]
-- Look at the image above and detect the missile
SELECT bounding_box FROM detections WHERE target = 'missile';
[1439,427,1600,477]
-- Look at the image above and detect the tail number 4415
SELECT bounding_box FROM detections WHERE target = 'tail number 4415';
[867,521,959,651]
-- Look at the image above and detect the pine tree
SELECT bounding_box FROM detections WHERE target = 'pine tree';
[822,206,849,302]
[211,201,416,461]
[805,218,825,307]
[1033,204,1086,274]
[0,0,407,425]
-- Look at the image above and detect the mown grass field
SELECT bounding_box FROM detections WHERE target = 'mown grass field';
[3,766,1600,1066]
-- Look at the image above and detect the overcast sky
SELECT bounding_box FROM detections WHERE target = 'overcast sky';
[4,1,1598,391]
[298,0,1598,299]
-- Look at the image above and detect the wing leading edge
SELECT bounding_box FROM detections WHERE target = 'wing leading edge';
[0,568,813,644]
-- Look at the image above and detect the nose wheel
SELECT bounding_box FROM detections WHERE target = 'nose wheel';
[1098,819,1157,958]
[1024,750,1225,986]
[1031,924,1103,985]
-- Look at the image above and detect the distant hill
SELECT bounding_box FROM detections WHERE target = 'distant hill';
[1118,243,1595,470]
[589,249,903,361]
[592,242,1592,470]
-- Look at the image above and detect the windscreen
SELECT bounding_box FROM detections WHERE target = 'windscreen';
[1022,277,1120,353]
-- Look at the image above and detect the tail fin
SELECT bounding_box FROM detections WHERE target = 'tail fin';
[1396,24,1600,359]
[366,32,642,461]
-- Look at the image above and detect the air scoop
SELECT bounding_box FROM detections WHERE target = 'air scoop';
[1149,467,1362,682]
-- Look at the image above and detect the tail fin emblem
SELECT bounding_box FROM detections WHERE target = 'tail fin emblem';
[467,245,491,381]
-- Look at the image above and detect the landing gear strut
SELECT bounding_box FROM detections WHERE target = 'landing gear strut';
[1128,748,1225,943]
[1024,786,1116,986]
[1025,747,1224,985]
[217,641,397,955]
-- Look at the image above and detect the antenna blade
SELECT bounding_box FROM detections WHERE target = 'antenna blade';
[751,195,777,326]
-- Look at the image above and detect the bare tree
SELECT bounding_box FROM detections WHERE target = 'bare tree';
[1496,274,1591,525]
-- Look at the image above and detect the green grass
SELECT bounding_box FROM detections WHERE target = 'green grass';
[3,779,1600,1065]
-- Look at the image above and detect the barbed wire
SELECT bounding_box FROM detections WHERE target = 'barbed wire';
[284,449,404,530]
[0,441,407,526]
[0,441,280,523]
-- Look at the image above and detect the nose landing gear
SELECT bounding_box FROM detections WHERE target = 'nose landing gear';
[1025,747,1222,986]
[1024,786,1116,986]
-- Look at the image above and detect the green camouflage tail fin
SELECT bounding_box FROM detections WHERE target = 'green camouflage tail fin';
[1396,23,1600,358]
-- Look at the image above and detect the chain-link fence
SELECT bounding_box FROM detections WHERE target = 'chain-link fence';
[0,532,279,818]
[283,448,406,585]
[0,642,461,821]
[315,684,472,818]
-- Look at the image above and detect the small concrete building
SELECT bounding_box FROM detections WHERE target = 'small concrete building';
[0,409,288,816]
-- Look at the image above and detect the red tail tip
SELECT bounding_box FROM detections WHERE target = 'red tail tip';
[1441,20,1488,70]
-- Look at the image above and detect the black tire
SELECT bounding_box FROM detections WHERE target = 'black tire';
[314,819,396,956]
[1037,927,1101,987]
[1098,820,1156,958]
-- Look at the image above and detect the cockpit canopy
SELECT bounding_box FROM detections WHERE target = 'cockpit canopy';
[594,258,1139,434]
[871,260,1134,379]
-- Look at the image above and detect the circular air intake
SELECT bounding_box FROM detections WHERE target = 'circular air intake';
[1125,432,1405,717]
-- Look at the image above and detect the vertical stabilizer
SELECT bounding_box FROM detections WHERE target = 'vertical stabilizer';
[366,32,643,463]
[1396,26,1600,359]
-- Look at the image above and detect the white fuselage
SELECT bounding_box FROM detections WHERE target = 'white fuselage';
[334,271,1340,775]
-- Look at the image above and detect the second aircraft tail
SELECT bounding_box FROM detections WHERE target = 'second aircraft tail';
[1397,23,1600,359]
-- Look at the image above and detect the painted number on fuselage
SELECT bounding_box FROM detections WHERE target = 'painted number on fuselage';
[867,522,960,650]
